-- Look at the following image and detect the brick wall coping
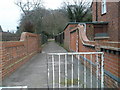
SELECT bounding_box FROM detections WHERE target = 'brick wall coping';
[77,24,120,51]
[0,32,39,48]
[20,32,38,41]
[64,21,109,31]
[67,24,120,51]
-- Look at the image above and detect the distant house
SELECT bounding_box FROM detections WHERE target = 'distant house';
[92,1,120,42]
[0,25,20,41]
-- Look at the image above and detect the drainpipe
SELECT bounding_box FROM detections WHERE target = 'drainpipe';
[96,1,98,21]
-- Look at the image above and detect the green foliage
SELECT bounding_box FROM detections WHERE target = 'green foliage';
[66,1,92,22]
[67,6,75,21]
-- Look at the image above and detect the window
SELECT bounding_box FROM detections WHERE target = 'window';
[101,0,107,14]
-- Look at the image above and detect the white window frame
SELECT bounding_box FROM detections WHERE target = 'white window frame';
[101,0,107,14]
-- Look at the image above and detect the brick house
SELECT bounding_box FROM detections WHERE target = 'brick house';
[92,0,120,42]
[62,1,120,88]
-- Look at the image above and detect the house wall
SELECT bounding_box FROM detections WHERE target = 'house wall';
[92,2,119,42]
[118,1,120,41]
[0,32,41,80]
[64,24,78,51]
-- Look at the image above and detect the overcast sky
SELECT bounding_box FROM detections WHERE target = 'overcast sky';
[0,0,93,32]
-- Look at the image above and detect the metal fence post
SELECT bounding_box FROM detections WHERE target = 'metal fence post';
[101,53,104,88]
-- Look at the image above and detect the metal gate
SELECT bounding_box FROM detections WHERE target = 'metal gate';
[47,52,104,88]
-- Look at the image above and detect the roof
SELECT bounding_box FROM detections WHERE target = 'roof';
[84,21,109,25]
[64,22,80,30]
[64,21,109,31]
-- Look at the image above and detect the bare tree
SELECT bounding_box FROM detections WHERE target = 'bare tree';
[15,0,68,36]
[15,0,43,15]
[41,9,68,35]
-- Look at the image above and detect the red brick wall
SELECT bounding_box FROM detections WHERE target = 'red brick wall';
[0,32,41,80]
[70,31,77,52]
[92,2,119,42]
[64,24,120,88]
[64,24,78,51]
[86,24,94,40]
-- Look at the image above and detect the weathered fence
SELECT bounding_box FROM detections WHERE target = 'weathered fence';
[0,32,20,41]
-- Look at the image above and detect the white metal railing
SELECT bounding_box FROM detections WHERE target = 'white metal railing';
[47,52,104,88]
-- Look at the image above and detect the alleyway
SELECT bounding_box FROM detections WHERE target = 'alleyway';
[2,41,99,88]
[2,41,67,88]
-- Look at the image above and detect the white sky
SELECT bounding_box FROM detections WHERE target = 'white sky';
[0,0,93,32]
[0,0,20,32]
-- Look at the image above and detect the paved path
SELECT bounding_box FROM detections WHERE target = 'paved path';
[2,41,67,88]
[2,41,99,88]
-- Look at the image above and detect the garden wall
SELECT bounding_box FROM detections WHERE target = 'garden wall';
[0,32,41,80]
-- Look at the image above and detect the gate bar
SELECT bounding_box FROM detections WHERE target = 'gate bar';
[77,55,80,87]
[71,55,74,87]
[96,54,99,88]
[90,54,93,88]
[59,55,61,88]
[84,54,86,88]
[65,54,67,87]
[48,52,103,55]
[52,55,55,88]
[101,54,104,88]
